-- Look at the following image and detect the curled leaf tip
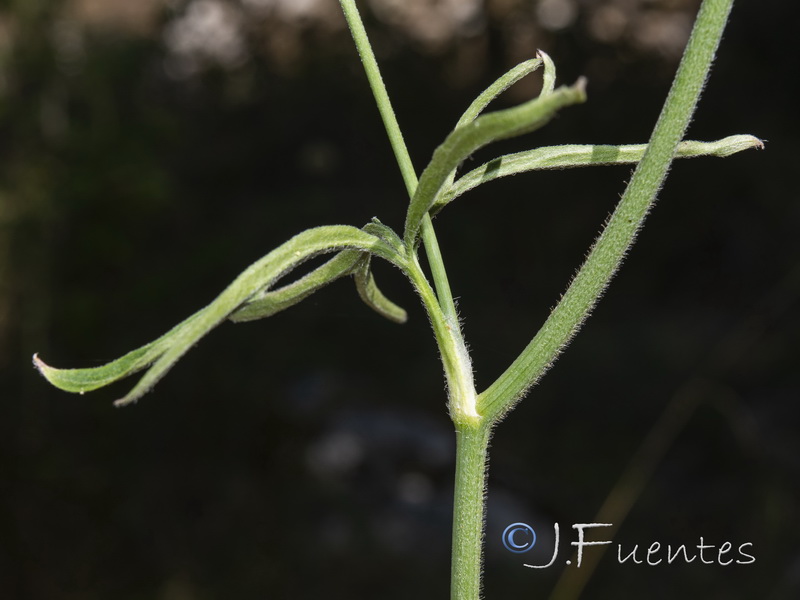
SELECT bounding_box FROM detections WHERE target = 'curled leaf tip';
[32,353,49,378]
[743,135,765,151]
[33,353,86,395]
[537,50,557,96]
[533,51,553,71]
[702,134,764,157]
[33,353,55,379]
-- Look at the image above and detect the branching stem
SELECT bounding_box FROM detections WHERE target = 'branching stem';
[340,1,737,599]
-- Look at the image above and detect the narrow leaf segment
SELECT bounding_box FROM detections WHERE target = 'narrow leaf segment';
[435,134,763,213]
[404,79,588,247]
[436,51,557,206]
[35,225,408,406]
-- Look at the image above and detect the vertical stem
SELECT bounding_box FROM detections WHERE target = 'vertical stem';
[337,0,460,327]
[451,424,492,600]
[338,0,417,198]
[337,6,485,598]
[405,260,479,424]
[420,213,459,326]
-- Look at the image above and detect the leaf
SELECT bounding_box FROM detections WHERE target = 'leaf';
[35,225,406,407]
[453,57,543,130]
[539,50,557,97]
[433,134,764,213]
[353,254,408,323]
[33,313,201,394]
[353,219,409,323]
[230,250,362,322]
[433,55,551,212]
[232,220,409,324]
[404,79,587,247]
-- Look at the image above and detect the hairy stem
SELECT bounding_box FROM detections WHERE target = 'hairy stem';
[450,424,492,600]
[337,5,484,599]
[405,258,478,425]
[479,0,737,420]
[338,0,476,420]
[337,0,460,327]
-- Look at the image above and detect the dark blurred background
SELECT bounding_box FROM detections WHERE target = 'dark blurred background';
[1,0,797,598]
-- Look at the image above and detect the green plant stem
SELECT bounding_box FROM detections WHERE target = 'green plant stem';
[338,0,478,413]
[450,423,492,600]
[337,0,459,327]
[338,6,484,600]
[479,0,736,420]
[342,3,737,600]
[420,213,458,324]
[405,258,478,425]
